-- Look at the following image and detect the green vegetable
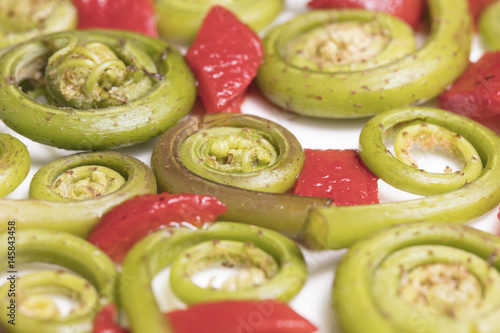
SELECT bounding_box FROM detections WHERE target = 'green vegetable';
[333,222,500,333]
[155,0,284,43]
[301,107,500,249]
[479,0,500,50]
[177,114,303,193]
[0,151,157,237]
[381,121,482,195]
[256,0,472,118]
[0,29,196,150]
[151,113,331,237]
[44,38,153,110]
[120,222,307,333]
[0,229,117,333]
[0,0,77,49]
[0,133,30,197]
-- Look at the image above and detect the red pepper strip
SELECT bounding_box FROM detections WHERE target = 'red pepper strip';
[87,193,227,263]
[72,0,158,37]
[307,0,425,30]
[439,51,500,123]
[293,149,379,206]
[468,0,497,25]
[166,300,317,333]
[185,6,263,114]
[219,88,247,114]
[191,89,247,116]
[93,304,129,333]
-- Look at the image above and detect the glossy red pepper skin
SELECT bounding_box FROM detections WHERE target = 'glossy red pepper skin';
[293,149,379,206]
[307,0,425,29]
[72,0,158,37]
[93,304,129,333]
[185,6,263,114]
[166,300,317,333]
[87,193,227,263]
[439,52,500,128]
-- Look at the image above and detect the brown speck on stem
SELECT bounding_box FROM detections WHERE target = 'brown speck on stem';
[6,76,16,85]
[161,48,169,61]
[141,67,164,81]
[488,251,498,266]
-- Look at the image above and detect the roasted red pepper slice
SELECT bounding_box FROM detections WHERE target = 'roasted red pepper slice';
[439,51,500,126]
[87,193,227,263]
[307,0,425,29]
[185,6,263,114]
[93,304,129,333]
[293,149,379,206]
[166,300,317,333]
[72,0,158,37]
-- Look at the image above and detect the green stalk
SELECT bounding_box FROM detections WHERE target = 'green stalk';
[333,222,500,333]
[0,29,196,150]
[151,114,331,237]
[478,0,500,50]
[120,222,307,333]
[0,151,157,237]
[256,0,472,118]
[155,0,284,43]
[301,107,500,249]
[0,229,117,333]
[0,133,30,197]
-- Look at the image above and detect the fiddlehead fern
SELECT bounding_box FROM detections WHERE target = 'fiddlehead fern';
[0,30,196,150]
[256,0,472,118]
[334,222,500,333]
[120,222,307,333]
[0,0,77,49]
[152,113,331,236]
[0,229,117,333]
[155,0,283,43]
[301,107,500,249]
[0,151,157,237]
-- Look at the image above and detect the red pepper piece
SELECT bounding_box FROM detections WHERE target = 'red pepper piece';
[439,51,500,123]
[185,6,263,114]
[191,89,247,116]
[307,0,425,29]
[218,88,247,114]
[93,304,129,333]
[293,149,379,206]
[72,0,158,37]
[166,300,317,333]
[87,193,227,263]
